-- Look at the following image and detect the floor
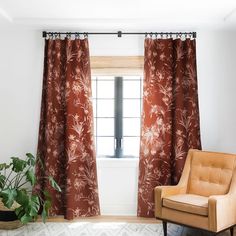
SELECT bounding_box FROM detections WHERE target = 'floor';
[175,226,233,236]
[42,216,235,236]
[0,216,233,236]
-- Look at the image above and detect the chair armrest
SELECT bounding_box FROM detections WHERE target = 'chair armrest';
[208,194,236,232]
[154,185,187,218]
[209,167,236,232]
[154,150,192,218]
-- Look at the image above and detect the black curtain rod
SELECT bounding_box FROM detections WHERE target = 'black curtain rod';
[42,31,197,38]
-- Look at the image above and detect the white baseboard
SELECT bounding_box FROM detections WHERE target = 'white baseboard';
[100,204,137,216]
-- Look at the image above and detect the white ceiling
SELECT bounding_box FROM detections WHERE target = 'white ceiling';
[0,0,236,31]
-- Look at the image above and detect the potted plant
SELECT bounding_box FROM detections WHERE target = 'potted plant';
[0,153,61,229]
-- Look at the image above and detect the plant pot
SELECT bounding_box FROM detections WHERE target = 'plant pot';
[0,199,22,229]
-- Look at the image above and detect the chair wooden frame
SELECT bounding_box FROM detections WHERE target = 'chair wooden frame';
[158,218,235,236]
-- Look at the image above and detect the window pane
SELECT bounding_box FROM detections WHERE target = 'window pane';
[123,99,140,117]
[91,79,97,98]
[93,119,96,137]
[92,76,143,158]
[123,118,140,136]
[123,137,140,157]
[97,118,114,136]
[97,80,114,98]
[97,137,114,157]
[141,79,144,98]
[123,80,140,98]
[92,99,96,117]
[97,100,114,117]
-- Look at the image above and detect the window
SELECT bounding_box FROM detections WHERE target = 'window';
[92,76,143,158]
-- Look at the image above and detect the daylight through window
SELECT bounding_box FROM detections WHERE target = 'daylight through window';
[92,76,143,158]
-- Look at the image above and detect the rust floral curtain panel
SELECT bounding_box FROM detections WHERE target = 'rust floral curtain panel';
[36,38,100,220]
[138,38,201,217]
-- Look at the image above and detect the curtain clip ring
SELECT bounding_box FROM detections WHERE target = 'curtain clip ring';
[75,33,80,39]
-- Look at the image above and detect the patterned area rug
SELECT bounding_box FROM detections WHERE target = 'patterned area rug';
[0,222,232,236]
[0,222,175,236]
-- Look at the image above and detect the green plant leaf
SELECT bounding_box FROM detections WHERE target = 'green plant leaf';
[26,170,36,186]
[0,188,17,208]
[11,157,27,173]
[43,190,52,201]
[28,195,40,217]
[15,193,40,222]
[0,163,10,171]
[15,189,29,206]
[41,205,47,223]
[42,200,51,223]
[0,154,59,224]
[44,200,51,211]
[26,153,36,166]
[20,214,32,224]
[0,175,6,189]
[15,205,24,219]
[48,176,61,192]
[26,153,35,159]
[36,155,45,170]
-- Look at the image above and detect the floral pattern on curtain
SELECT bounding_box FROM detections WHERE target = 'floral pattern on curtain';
[138,38,201,217]
[36,38,100,220]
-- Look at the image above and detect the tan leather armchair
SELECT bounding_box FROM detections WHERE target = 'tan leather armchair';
[155,149,236,236]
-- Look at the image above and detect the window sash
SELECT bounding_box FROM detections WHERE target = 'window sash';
[92,76,142,158]
[114,77,123,158]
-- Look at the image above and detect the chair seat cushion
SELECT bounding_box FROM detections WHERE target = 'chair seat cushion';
[163,194,208,216]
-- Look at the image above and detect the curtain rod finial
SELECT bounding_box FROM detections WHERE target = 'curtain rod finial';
[42,31,47,38]
[193,32,197,38]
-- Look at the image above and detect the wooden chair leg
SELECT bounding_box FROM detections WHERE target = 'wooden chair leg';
[230,227,234,236]
[162,221,167,236]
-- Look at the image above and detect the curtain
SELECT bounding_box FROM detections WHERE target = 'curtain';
[138,38,201,217]
[36,38,100,220]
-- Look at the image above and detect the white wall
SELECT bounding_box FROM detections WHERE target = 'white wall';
[90,35,141,215]
[0,30,43,158]
[0,29,236,215]
[197,31,236,153]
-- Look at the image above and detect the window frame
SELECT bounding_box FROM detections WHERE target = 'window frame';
[114,77,123,158]
[91,56,144,158]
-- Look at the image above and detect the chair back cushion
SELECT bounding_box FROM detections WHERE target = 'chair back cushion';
[188,150,236,197]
